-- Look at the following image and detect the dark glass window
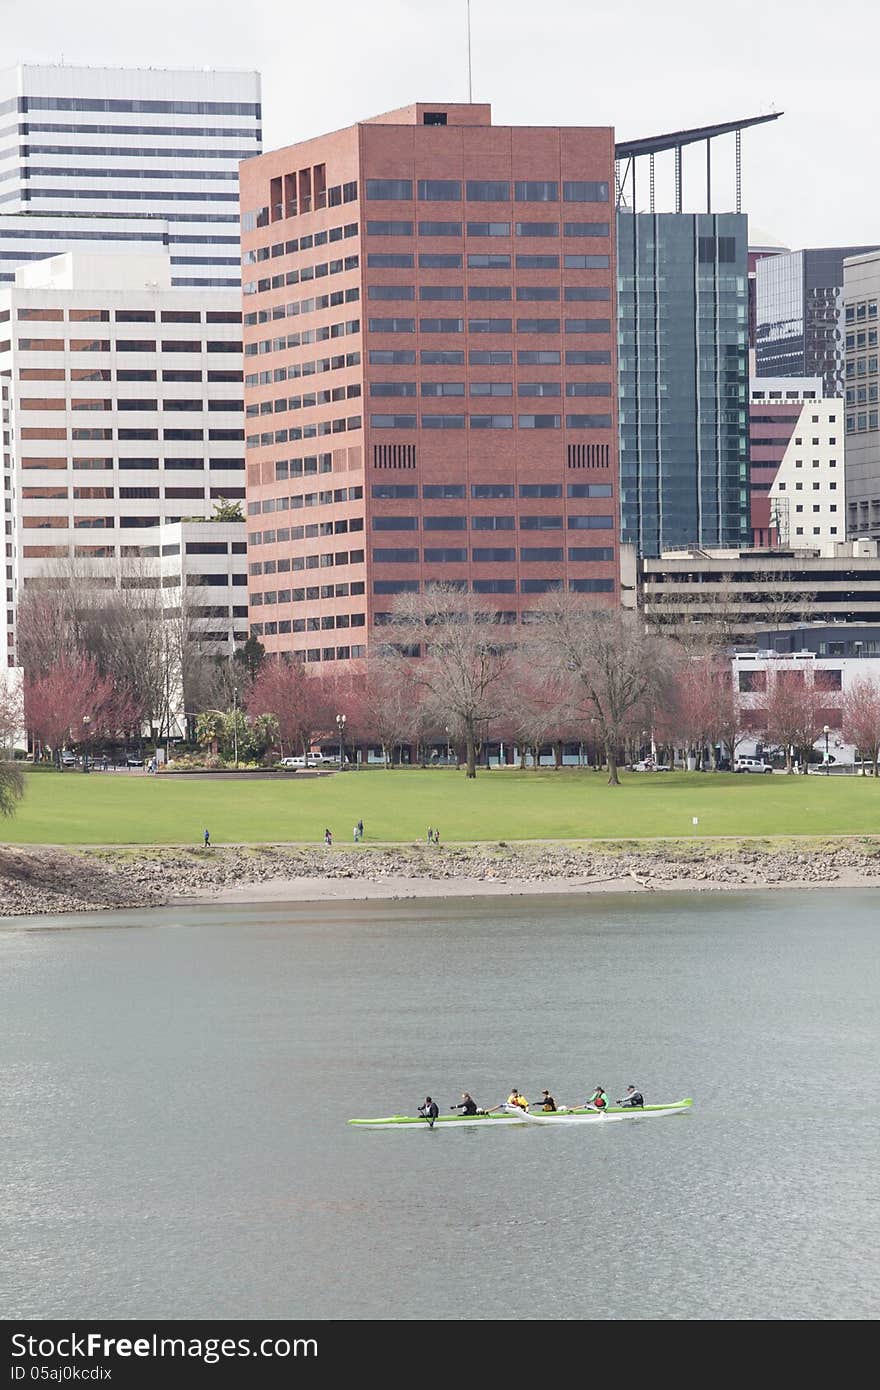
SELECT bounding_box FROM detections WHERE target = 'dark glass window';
[565,413,612,427]
[565,319,610,334]
[564,286,611,301]
[368,284,415,299]
[423,515,467,529]
[418,180,461,200]
[471,515,514,530]
[421,349,465,364]
[520,515,562,529]
[418,221,462,237]
[516,254,559,269]
[469,350,513,365]
[566,349,612,364]
[473,579,516,593]
[521,546,563,562]
[468,317,512,333]
[563,181,609,202]
[518,349,561,365]
[517,286,559,301]
[469,285,511,300]
[366,179,413,200]
[424,548,467,562]
[374,548,419,563]
[419,253,462,268]
[564,254,610,269]
[366,221,413,236]
[372,483,417,498]
[472,547,516,562]
[369,349,417,364]
[420,285,464,299]
[568,546,614,561]
[517,319,560,333]
[423,484,466,498]
[516,222,559,237]
[374,515,418,530]
[470,414,514,429]
[420,318,464,333]
[466,181,510,201]
[567,515,614,529]
[567,483,613,497]
[468,253,510,268]
[566,382,612,396]
[467,222,510,237]
[471,483,514,498]
[421,414,465,429]
[368,253,414,268]
[514,181,558,202]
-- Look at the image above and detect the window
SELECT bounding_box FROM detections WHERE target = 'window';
[517,286,559,301]
[421,349,464,365]
[371,414,417,428]
[565,319,610,334]
[472,547,516,562]
[369,317,415,333]
[568,546,614,561]
[418,221,462,237]
[570,578,614,593]
[517,319,560,333]
[419,253,462,268]
[423,484,465,499]
[467,181,510,201]
[374,548,419,563]
[566,413,612,428]
[521,515,562,529]
[421,382,465,396]
[566,382,612,396]
[418,179,461,200]
[374,515,418,531]
[520,484,562,498]
[421,317,464,333]
[470,382,513,396]
[368,253,414,268]
[469,285,511,300]
[564,286,610,301]
[564,221,610,237]
[420,285,464,299]
[563,181,609,202]
[468,318,512,333]
[470,414,514,428]
[366,179,413,200]
[370,349,417,364]
[372,483,417,499]
[519,382,560,396]
[567,515,614,529]
[368,284,415,299]
[516,222,559,237]
[515,181,558,202]
[472,515,514,530]
[467,222,510,237]
[471,483,514,498]
[468,253,510,269]
[519,349,561,365]
[564,254,610,269]
[371,382,417,396]
[473,579,516,593]
[521,546,563,562]
[567,483,612,497]
[366,221,413,236]
[516,254,559,270]
[422,414,465,429]
[521,579,562,592]
[566,349,612,364]
[424,548,467,563]
[424,515,467,530]
[374,580,419,593]
[469,350,512,364]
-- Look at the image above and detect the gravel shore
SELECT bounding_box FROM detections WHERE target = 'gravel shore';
[2,838,880,919]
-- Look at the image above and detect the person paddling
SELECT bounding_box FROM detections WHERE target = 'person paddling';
[489,1088,528,1112]
[536,1089,557,1112]
[418,1096,440,1128]
[617,1085,644,1108]
[585,1085,608,1112]
[451,1092,479,1116]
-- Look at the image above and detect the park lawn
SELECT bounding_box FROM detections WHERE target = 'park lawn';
[3,767,880,846]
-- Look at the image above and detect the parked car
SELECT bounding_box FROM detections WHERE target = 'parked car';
[631,759,671,772]
[734,757,774,774]
[60,751,76,767]
[278,756,302,769]
[125,753,144,767]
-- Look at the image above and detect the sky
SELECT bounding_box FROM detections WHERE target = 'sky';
[3,0,879,250]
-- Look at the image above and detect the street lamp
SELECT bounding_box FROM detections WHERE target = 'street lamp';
[81,714,91,773]
[823,724,830,775]
[336,712,346,771]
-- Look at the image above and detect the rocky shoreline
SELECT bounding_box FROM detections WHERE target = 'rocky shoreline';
[2,838,880,919]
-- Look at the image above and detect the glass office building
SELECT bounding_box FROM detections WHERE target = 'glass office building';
[617,212,750,557]
[755,247,877,396]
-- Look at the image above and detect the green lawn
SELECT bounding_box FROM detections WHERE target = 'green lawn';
[3,767,880,846]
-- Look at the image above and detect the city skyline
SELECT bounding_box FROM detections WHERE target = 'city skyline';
[3,0,878,251]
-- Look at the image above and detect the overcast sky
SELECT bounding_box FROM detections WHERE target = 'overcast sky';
[4,0,878,250]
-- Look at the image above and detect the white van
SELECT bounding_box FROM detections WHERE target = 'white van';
[734,757,773,774]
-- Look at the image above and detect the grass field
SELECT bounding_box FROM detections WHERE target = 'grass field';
[3,767,880,846]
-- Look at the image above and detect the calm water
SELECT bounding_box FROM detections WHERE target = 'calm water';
[1,890,879,1321]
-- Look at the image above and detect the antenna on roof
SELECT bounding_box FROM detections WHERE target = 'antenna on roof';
[466,0,473,103]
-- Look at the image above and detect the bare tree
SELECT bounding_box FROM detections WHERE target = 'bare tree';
[535,598,673,786]
[356,651,419,769]
[0,671,24,817]
[762,665,836,773]
[842,674,880,776]
[389,584,513,779]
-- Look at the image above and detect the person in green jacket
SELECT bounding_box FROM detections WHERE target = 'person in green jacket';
[585,1085,608,1111]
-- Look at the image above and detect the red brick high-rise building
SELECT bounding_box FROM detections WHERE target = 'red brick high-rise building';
[240,103,617,662]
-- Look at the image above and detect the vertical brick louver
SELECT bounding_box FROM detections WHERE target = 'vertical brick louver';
[240,103,619,664]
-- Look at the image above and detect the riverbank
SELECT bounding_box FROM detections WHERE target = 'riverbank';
[2,838,880,918]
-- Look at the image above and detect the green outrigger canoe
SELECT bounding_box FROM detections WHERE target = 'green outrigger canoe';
[349,1098,693,1129]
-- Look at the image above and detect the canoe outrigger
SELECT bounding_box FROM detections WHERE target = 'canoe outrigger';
[349,1098,693,1129]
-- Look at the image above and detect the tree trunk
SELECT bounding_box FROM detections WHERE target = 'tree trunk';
[606,741,620,787]
[465,725,477,779]
[553,739,562,769]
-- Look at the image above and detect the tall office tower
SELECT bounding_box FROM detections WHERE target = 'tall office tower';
[240,103,618,663]
[617,212,750,558]
[755,246,877,396]
[843,250,880,538]
[0,64,261,288]
[1,378,12,664]
[0,252,247,664]
[747,232,787,362]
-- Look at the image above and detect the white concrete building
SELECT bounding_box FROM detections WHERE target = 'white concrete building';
[0,251,245,658]
[0,63,261,288]
[154,518,248,653]
[767,395,845,547]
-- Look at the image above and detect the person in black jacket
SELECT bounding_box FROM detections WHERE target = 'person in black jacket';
[451,1092,479,1116]
[536,1089,557,1112]
[617,1085,644,1107]
[418,1096,440,1127]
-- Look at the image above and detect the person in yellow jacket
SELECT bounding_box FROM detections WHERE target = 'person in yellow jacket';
[488,1088,529,1112]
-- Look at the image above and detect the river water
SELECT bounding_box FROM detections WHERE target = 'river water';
[1,890,878,1321]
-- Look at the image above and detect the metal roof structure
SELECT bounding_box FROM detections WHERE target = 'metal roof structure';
[614,111,784,214]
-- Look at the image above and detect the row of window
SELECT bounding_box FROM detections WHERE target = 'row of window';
[246,415,361,447]
[247,384,361,416]
[246,351,361,388]
[368,348,611,367]
[21,398,242,412]
[23,515,248,531]
[371,381,611,398]
[243,226,358,265]
[249,604,367,633]
[367,577,614,594]
[9,308,240,325]
[369,483,612,500]
[245,280,360,326]
[246,542,365,566]
[19,458,243,472]
[244,319,360,356]
[370,413,612,430]
[17,368,242,384]
[370,548,613,565]
[368,285,609,303]
[250,486,363,514]
[14,337,240,353]
[368,252,609,271]
[845,301,879,323]
[367,220,608,239]
[22,484,246,501]
[247,631,365,657]
[847,411,880,433]
[845,329,879,350]
[24,427,244,441]
[368,317,610,334]
[372,515,613,531]
[366,180,609,203]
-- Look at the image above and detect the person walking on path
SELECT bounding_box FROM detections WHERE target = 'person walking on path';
[203,828,211,849]
[357,818,364,840]
[426,827,434,844]
[432,827,440,846]
[324,827,333,847]
[353,824,361,842]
